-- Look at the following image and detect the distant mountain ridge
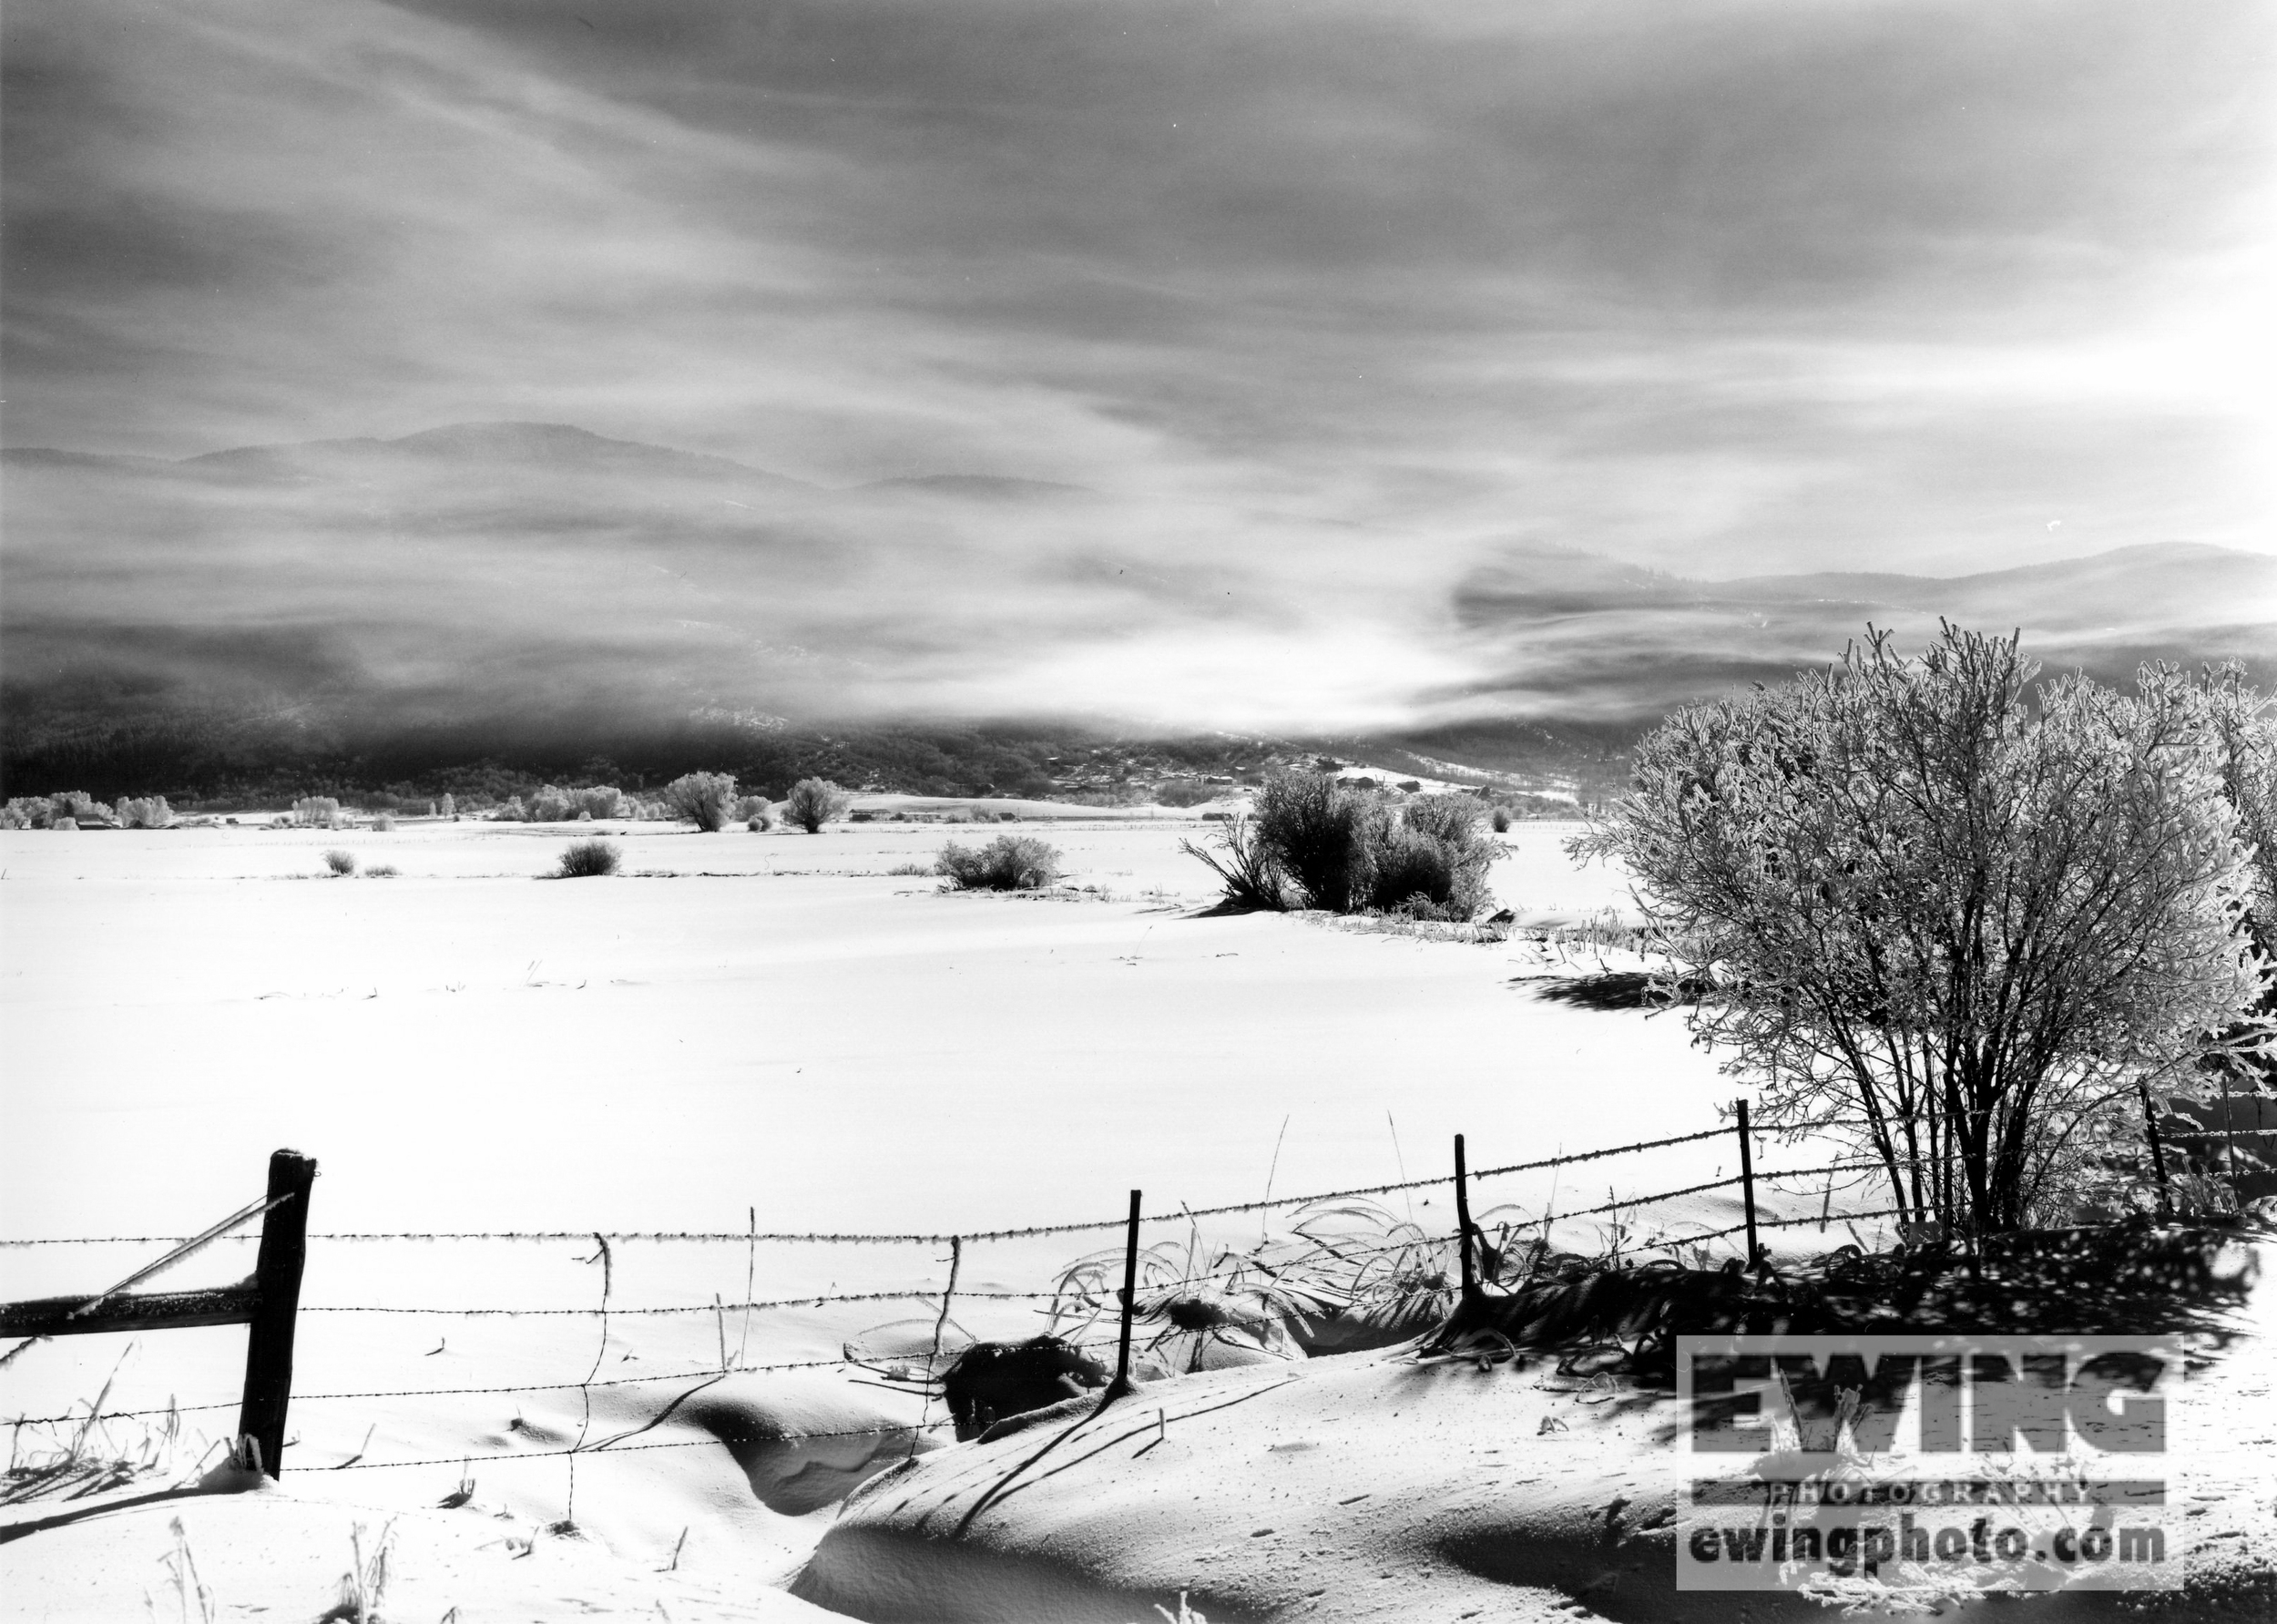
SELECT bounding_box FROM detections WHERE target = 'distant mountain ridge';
[5,420,2271,798]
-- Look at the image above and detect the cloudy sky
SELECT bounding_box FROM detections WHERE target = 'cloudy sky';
[8,0,2270,581]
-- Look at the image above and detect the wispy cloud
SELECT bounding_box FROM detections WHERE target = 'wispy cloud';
[2,1,2270,739]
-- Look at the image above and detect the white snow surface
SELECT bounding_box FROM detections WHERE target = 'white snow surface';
[0,815,2130,1619]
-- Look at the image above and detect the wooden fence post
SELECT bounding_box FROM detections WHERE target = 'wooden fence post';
[2137,1082,2172,1221]
[1099,1189,1142,1407]
[238,1149,315,1477]
[1453,1134,1479,1304]
[2221,1070,2243,1211]
[1734,1100,1761,1274]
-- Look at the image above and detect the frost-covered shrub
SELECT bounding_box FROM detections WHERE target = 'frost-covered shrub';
[292,796,343,829]
[732,795,776,831]
[440,792,457,819]
[937,834,1062,891]
[662,772,737,832]
[373,812,395,832]
[5,797,56,829]
[1491,806,1512,833]
[783,778,851,833]
[324,849,357,875]
[116,796,174,829]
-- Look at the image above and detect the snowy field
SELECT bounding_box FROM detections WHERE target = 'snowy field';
[1,813,1901,1616]
[2,813,1703,1249]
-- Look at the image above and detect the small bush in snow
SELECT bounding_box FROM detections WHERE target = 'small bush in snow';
[1252,771,1376,913]
[936,834,1062,891]
[1186,774,1500,919]
[558,838,622,878]
[324,849,357,875]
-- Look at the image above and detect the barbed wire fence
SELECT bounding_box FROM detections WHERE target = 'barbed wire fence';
[4,1106,2265,1482]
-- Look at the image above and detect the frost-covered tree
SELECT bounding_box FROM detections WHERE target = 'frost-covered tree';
[2195,664,2277,955]
[662,771,738,832]
[783,777,851,833]
[1574,626,2272,1234]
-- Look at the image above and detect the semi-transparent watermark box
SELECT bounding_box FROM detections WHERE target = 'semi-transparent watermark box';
[1676,1334,2181,1596]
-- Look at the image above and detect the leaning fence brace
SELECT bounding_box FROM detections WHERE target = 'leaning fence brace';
[0,1149,314,1477]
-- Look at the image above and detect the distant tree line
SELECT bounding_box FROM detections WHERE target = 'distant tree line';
[0,714,1296,808]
